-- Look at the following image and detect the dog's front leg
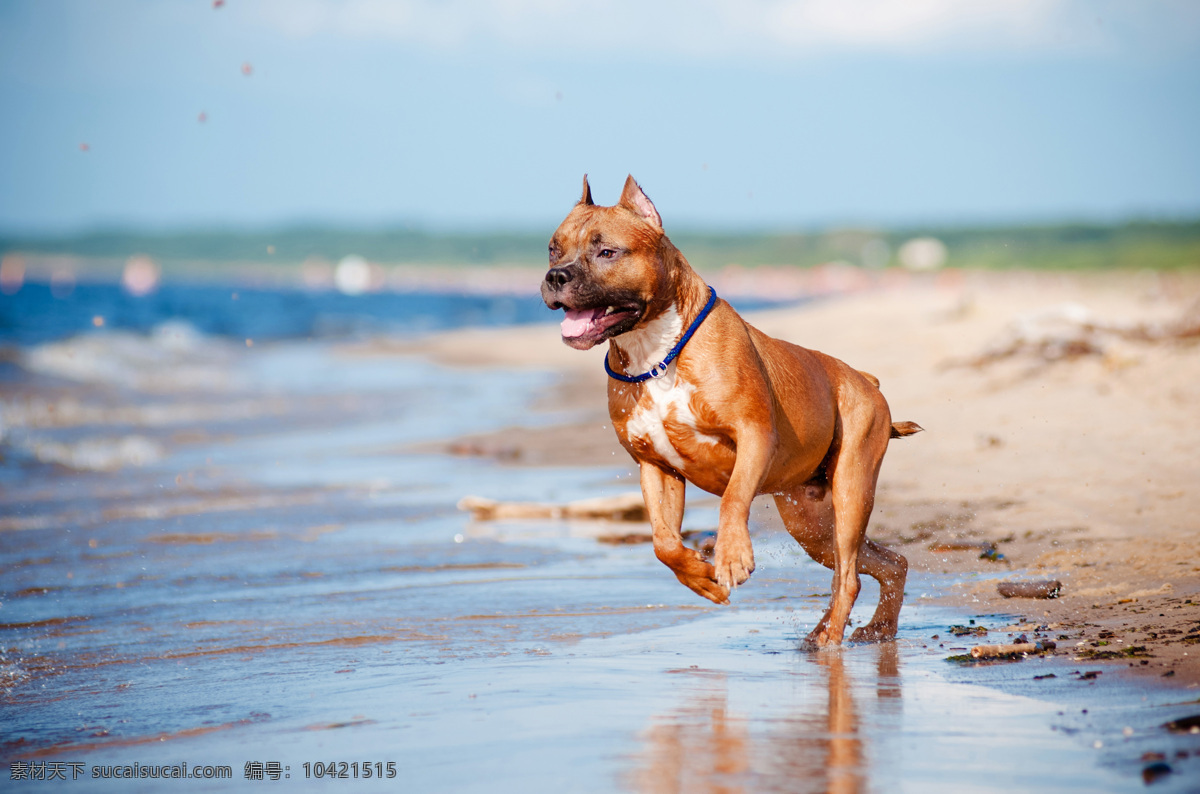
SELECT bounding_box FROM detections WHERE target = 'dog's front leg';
[711,428,773,590]
[640,462,730,605]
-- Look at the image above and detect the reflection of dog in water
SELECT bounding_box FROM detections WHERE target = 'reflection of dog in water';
[542,176,921,645]
[628,645,899,793]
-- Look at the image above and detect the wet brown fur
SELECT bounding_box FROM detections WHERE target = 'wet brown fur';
[542,176,921,645]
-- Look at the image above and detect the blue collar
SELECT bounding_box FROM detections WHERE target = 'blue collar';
[604,286,717,383]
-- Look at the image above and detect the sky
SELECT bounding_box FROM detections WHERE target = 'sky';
[0,0,1198,233]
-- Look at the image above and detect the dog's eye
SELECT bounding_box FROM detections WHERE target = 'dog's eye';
[598,249,615,259]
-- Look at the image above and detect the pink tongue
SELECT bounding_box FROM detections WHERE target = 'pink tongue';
[561,308,602,337]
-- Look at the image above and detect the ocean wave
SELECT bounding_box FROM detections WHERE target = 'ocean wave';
[21,320,241,393]
[0,394,288,431]
[17,434,164,471]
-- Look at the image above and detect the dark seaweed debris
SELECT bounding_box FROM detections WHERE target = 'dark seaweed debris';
[1075,645,1152,660]
[949,625,989,637]
[1142,761,1172,784]
[1163,714,1200,734]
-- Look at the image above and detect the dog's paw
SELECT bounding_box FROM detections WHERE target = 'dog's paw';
[667,548,730,605]
[804,626,842,648]
[802,611,841,648]
[849,621,898,644]
[681,573,731,605]
[712,538,755,590]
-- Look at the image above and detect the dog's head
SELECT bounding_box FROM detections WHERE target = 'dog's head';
[541,175,673,350]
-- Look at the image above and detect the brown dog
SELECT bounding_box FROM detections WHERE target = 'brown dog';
[541,176,921,645]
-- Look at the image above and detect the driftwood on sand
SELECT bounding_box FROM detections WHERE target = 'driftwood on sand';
[970,640,1057,659]
[997,580,1063,599]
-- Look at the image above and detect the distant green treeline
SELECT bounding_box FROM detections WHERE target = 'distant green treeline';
[3,219,1198,271]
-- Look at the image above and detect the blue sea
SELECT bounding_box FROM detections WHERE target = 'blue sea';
[0,281,559,347]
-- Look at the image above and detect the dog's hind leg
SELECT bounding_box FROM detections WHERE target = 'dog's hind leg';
[848,539,907,643]
[776,483,906,645]
[817,395,898,646]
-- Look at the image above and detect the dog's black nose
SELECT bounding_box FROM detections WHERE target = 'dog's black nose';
[545,267,573,288]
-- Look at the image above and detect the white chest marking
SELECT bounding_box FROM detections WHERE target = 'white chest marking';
[623,372,691,470]
[614,304,720,470]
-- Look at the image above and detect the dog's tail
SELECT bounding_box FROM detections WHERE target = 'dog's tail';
[890,421,923,439]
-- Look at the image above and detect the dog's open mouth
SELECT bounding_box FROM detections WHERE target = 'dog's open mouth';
[559,304,641,349]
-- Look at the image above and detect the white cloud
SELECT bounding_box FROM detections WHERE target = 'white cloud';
[250,0,1200,60]
[768,0,1070,52]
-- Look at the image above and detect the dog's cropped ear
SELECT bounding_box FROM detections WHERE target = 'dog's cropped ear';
[618,175,662,229]
[579,174,594,206]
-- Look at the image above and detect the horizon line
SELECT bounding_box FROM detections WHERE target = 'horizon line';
[4,211,1200,242]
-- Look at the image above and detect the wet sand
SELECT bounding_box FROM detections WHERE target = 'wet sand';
[3,270,1200,790]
